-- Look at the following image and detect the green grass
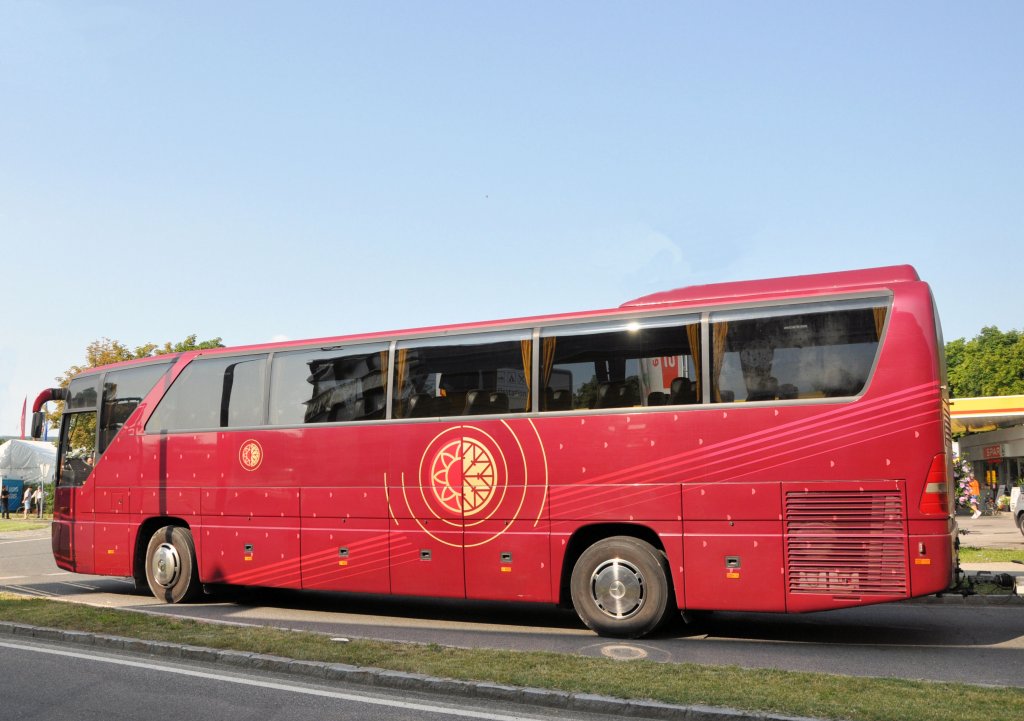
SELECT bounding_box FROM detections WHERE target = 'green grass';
[1,593,1022,721]
[959,546,1024,564]
[0,517,49,532]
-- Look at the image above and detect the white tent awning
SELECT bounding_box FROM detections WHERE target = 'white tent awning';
[0,439,57,485]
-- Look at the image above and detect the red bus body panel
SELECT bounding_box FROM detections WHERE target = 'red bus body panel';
[50,265,956,618]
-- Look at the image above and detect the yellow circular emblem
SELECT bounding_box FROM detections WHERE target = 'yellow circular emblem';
[429,437,497,516]
[239,440,263,471]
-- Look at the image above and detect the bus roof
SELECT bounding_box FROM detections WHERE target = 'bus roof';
[621,264,920,308]
[71,265,921,376]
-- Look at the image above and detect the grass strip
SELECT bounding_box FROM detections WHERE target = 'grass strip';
[959,546,1024,564]
[0,519,49,532]
[1,593,1022,721]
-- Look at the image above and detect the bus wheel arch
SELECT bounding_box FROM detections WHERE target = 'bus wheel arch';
[561,525,675,638]
[140,522,201,603]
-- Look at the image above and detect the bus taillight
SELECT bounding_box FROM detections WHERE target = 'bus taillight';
[919,453,950,516]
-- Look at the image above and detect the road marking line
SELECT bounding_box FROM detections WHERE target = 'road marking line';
[0,576,26,581]
[4,586,55,597]
[0,640,547,720]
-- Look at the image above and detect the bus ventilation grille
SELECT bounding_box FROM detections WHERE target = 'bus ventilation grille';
[785,490,907,597]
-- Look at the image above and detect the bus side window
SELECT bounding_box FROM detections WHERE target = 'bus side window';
[710,300,888,403]
[393,330,531,418]
[539,315,699,412]
[100,362,171,452]
[269,345,389,425]
[146,355,268,432]
[59,412,97,487]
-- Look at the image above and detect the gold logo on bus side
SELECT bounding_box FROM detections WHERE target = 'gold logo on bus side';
[239,440,263,471]
[429,437,498,516]
[392,421,548,548]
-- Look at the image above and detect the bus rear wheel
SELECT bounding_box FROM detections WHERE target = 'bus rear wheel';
[570,536,671,638]
[145,525,201,603]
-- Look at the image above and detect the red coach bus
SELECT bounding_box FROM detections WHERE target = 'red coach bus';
[32,265,956,638]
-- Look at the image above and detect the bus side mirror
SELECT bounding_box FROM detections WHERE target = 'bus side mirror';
[31,412,46,440]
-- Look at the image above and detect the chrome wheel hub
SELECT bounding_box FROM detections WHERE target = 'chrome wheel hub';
[590,558,645,619]
[151,542,181,588]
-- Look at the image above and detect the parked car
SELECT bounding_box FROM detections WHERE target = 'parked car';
[1012,487,1024,537]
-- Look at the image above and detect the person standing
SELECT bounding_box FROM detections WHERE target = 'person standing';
[32,486,43,518]
[968,473,982,520]
[22,486,32,520]
[0,485,9,519]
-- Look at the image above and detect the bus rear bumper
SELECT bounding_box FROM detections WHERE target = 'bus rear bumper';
[908,521,958,597]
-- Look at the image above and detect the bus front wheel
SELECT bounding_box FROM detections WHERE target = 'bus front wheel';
[570,536,671,638]
[145,525,201,603]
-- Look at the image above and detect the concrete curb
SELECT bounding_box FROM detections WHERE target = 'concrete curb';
[0,621,824,721]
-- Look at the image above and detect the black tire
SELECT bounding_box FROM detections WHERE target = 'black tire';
[570,535,672,638]
[144,525,201,603]
[1017,512,1024,538]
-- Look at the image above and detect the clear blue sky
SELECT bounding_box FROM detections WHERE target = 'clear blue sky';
[2,3,1022,435]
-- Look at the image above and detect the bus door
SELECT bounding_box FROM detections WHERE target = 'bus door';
[53,376,100,573]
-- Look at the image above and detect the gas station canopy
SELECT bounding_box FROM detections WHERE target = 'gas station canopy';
[950,395,1024,434]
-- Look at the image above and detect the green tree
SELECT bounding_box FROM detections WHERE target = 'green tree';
[46,334,224,428]
[946,326,1024,397]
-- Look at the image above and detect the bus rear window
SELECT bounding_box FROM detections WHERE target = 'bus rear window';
[710,299,889,403]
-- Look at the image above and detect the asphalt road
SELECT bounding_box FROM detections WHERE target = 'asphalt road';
[0,637,608,721]
[3,527,1024,688]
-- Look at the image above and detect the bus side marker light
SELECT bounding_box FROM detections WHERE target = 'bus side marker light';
[501,567,512,573]
[725,556,741,578]
[915,559,931,565]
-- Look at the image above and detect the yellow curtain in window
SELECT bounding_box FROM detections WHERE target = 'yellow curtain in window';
[520,340,532,411]
[540,338,557,409]
[873,307,887,340]
[394,349,408,417]
[685,324,702,401]
[712,322,729,402]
